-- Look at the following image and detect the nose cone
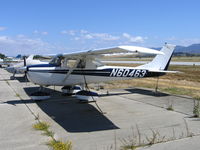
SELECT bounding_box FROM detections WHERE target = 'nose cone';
[5,66,15,73]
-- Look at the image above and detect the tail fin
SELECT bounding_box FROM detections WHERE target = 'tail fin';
[26,55,34,60]
[138,44,176,71]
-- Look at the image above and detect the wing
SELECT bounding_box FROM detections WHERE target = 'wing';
[62,46,164,59]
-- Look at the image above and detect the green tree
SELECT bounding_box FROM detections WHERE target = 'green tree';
[0,53,5,59]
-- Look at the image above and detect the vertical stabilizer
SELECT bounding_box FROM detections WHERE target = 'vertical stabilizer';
[138,44,176,71]
[26,54,34,60]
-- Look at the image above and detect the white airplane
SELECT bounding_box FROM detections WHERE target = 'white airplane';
[6,55,49,79]
[0,55,23,68]
[24,43,176,99]
[0,58,3,67]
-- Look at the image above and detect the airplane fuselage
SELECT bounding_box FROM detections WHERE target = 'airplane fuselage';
[27,64,162,86]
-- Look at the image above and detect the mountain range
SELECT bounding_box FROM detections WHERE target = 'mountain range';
[153,44,200,53]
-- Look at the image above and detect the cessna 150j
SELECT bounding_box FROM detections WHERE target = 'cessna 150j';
[24,43,176,100]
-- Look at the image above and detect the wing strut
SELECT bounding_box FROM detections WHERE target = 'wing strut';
[62,59,81,82]
[82,72,106,114]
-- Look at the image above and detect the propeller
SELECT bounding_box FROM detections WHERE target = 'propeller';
[23,56,28,84]
[23,56,27,67]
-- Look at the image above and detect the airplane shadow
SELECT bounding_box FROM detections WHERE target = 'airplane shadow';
[15,76,29,83]
[0,79,10,81]
[0,76,29,82]
[2,99,35,105]
[19,87,119,133]
[125,88,169,97]
[99,92,132,97]
[99,88,169,97]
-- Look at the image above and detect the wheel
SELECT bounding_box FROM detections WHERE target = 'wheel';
[10,76,15,80]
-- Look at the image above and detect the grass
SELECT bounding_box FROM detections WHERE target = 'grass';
[33,121,50,131]
[6,80,10,86]
[193,96,200,118]
[120,125,166,150]
[162,87,193,96]
[33,121,54,138]
[33,121,72,150]
[120,127,166,150]
[121,121,194,150]
[15,93,21,98]
[165,65,200,82]
[193,96,200,101]
[166,99,174,111]
[122,145,139,150]
[43,129,55,138]
[166,105,174,111]
[193,104,200,118]
[47,140,72,150]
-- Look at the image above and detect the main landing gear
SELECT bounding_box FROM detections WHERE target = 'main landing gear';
[61,85,82,96]
[30,86,50,101]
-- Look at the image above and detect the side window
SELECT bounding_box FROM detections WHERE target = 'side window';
[62,59,80,68]
[77,59,86,68]
[66,59,78,68]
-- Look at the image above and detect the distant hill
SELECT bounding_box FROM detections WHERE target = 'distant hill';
[152,44,200,54]
[175,44,200,53]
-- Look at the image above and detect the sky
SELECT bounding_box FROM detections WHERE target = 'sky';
[0,0,200,56]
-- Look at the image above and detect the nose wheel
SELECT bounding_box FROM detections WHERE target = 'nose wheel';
[10,76,15,80]
[10,71,16,80]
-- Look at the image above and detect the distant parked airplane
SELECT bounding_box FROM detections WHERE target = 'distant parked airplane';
[5,55,48,80]
[0,55,24,68]
[0,58,3,67]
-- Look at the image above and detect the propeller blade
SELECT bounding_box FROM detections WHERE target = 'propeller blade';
[23,56,26,66]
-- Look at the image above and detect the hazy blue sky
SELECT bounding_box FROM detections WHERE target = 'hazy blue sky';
[0,0,200,55]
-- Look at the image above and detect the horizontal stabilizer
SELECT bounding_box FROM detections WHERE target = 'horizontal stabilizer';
[149,70,180,73]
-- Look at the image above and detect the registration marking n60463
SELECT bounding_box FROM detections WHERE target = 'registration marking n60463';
[110,68,147,77]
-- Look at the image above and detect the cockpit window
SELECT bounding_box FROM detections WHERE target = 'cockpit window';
[49,56,102,68]
[49,55,63,66]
